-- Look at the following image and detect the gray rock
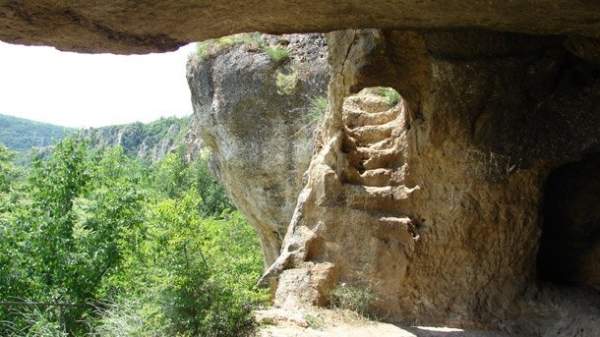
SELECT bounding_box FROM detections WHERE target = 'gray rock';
[186,33,329,264]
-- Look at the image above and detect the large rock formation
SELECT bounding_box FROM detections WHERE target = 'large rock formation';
[4,3,600,336]
[264,29,600,336]
[2,2,600,54]
[186,34,329,264]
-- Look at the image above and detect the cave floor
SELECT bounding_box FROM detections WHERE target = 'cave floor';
[256,308,512,337]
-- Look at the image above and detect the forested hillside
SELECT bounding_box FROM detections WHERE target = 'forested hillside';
[0,114,74,151]
[0,114,198,164]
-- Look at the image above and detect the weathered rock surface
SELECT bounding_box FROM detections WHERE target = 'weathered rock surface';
[265,29,600,336]
[3,1,600,53]
[186,34,329,264]
[4,2,600,335]
[79,116,197,162]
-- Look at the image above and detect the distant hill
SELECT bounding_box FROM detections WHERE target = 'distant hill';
[0,113,75,151]
[0,113,201,164]
[79,116,201,162]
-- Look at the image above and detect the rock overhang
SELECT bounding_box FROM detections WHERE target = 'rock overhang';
[2,1,600,54]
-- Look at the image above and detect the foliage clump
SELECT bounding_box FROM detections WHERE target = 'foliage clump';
[330,283,376,318]
[374,87,401,107]
[264,45,289,62]
[308,96,328,124]
[195,33,291,63]
[275,69,299,95]
[0,138,265,337]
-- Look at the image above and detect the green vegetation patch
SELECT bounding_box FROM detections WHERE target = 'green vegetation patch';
[275,69,299,95]
[374,87,401,107]
[195,33,291,63]
[330,283,376,318]
[308,96,328,124]
[0,139,266,337]
[264,45,289,62]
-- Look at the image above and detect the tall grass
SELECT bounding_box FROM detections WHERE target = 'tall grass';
[330,283,376,318]
[195,33,291,63]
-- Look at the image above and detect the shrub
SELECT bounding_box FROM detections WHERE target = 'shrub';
[375,87,401,107]
[91,297,168,337]
[330,283,376,317]
[264,46,289,62]
[275,69,298,95]
[4,308,68,337]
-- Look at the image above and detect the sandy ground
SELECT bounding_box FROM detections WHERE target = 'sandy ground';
[256,308,513,337]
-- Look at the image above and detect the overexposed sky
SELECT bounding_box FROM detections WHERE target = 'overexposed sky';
[0,41,196,128]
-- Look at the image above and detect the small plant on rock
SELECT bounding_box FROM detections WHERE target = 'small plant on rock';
[275,69,298,95]
[330,283,376,318]
[196,33,267,60]
[375,87,401,107]
[265,45,290,62]
[308,96,328,123]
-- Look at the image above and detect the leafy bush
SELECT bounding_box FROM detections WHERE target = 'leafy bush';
[193,153,235,217]
[330,283,376,317]
[0,138,265,337]
[0,145,15,193]
[275,69,299,95]
[92,297,168,337]
[5,308,68,337]
[264,46,289,62]
[374,87,401,107]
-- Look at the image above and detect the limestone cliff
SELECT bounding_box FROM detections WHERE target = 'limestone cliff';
[186,34,329,264]
[79,116,200,162]
[264,29,600,336]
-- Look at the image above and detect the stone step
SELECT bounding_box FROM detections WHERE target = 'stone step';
[345,146,403,170]
[344,94,391,114]
[342,106,399,128]
[343,167,403,187]
[346,120,400,145]
[361,147,403,170]
[379,216,420,240]
[344,184,417,211]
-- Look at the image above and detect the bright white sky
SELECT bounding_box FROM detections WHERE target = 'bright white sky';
[0,41,197,128]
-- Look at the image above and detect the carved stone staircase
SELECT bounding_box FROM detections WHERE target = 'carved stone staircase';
[262,90,420,309]
[340,91,420,239]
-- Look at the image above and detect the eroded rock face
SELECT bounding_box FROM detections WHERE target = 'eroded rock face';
[3,1,600,53]
[266,29,600,336]
[186,34,329,265]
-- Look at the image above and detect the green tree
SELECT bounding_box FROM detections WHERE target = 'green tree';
[193,155,234,217]
[149,191,258,337]
[0,145,15,193]
[2,140,145,335]
[154,149,192,198]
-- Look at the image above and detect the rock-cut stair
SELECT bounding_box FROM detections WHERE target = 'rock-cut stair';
[341,91,419,240]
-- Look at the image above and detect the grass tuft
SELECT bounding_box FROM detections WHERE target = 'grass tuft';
[308,96,328,123]
[195,33,266,60]
[330,283,376,317]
